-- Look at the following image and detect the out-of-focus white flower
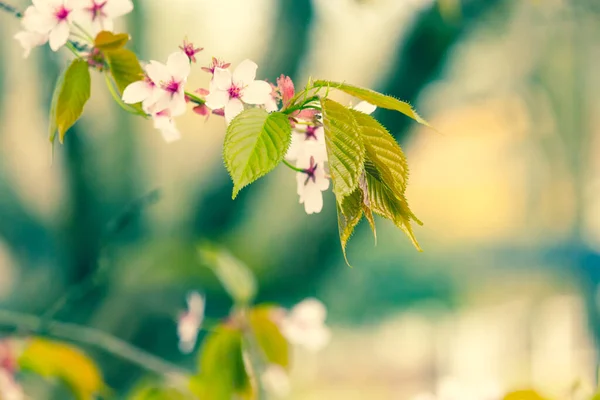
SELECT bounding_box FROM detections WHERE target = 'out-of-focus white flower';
[295,156,330,215]
[204,59,273,124]
[0,370,24,400]
[352,100,376,115]
[280,298,331,352]
[261,364,290,398]
[72,0,133,34]
[22,0,75,51]
[410,377,502,400]
[177,291,205,354]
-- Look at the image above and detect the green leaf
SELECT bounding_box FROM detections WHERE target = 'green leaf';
[313,80,431,127]
[320,98,365,198]
[351,109,410,197]
[336,187,364,266]
[51,59,91,144]
[224,109,292,199]
[359,171,377,243]
[195,327,252,400]
[128,384,189,400]
[94,31,130,51]
[365,167,422,251]
[19,338,104,400]
[197,243,257,304]
[105,48,144,94]
[249,306,290,369]
[503,390,548,400]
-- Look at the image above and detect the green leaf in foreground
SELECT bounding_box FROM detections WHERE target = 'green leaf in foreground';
[94,31,130,51]
[194,327,252,400]
[336,187,364,265]
[224,109,291,199]
[249,306,290,369]
[50,59,91,144]
[314,80,431,127]
[105,48,144,94]
[320,98,365,198]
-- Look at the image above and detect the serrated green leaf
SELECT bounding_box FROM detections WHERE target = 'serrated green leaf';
[249,306,290,369]
[19,338,104,400]
[320,98,365,198]
[105,48,144,94]
[94,31,130,51]
[314,80,431,127]
[351,109,410,197]
[195,327,252,400]
[365,164,422,251]
[336,187,364,266]
[359,171,377,243]
[197,243,257,304]
[224,109,292,198]
[52,59,91,144]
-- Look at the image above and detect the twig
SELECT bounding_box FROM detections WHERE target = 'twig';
[0,309,191,377]
[0,1,22,18]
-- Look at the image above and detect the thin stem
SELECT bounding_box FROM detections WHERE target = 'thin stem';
[65,41,83,59]
[0,309,191,377]
[184,91,205,106]
[104,73,148,117]
[282,159,305,173]
[0,1,22,18]
[72,21,94,43]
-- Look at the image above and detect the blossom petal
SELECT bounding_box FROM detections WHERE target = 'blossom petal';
[104,0,134,17]
[241,80,272,105]
[285,133,304,161]
[205,89,230,110]
[48,22,70,51]
[154,116,181,143]
[232,59,257,86]
[122,81,153,104]
[169,93,188,117]
[167,52,191,81]
[187,292,205,317]
[353,101,377,115]
[145,61,170,86]
[14,31,47,58]
[95,16,114,35]
[224,98,244,124]
[213,68,233,91]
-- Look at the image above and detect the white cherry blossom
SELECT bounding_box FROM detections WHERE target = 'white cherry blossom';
[72,0,133,34]
[152,110,181,143]
[177,291,205,354]
[14,6,49,58]
[122,63,162,112]
[261,365,291,398]
[295,156,330,215]
[280,298,331,352]
[24,0,76,51]
[143,52,190,117]
[285,125,327,163]
[205,59,272,124]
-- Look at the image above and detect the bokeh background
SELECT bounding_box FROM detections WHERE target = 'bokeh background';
[1,0,600,398]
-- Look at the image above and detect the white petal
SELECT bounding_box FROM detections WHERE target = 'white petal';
[145,61,170,85]
[204,89,230,110]
[261,365,291,398]
[285,133,304,161]
[14,31,47,58]
[167,52,191,81]
[154,117,181,143]
[224,98,244,124]
[31,12,57,33]
[104,0,133,17]
[48,22,70,51]
[187,292,205,317]
[303,326,331,352]
[147,91,171,114]
[213,68,233,91]
[32,0,53,13]
[122,81,152,104]
[94,16,114,34]
[168,93,187,117]
[232,59,257,86]
[264,97,279,113]
[353,101,377,115]
[241,80,272,105]
[292,298,327,323]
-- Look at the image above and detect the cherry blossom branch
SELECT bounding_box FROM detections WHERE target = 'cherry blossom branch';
[0,309,191,377]
[282,159,304,173]
[184,91,206,106]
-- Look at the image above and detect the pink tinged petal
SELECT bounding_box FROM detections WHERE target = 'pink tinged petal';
[167,52,191,82]
[168,93,188,117]
[154,116,181,143]
[122,81,153,104]
[213,68,233,91]
[48,22,70,51]
[150,91,174,116]
[204,89,230,110]
[241,80,272,105]
[232,59,258,86]
[353,101,376,115]
[145,61,170,86]
[104,0,134,17]
[224,98,244,124]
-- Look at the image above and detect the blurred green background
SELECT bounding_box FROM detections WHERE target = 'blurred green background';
[1,0,600,398]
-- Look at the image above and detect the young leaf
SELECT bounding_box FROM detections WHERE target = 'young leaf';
[224,109,292,199]
[198,243,257,304]
[105,48,144,94]
[320,98,365,198]
[359,171,377,243]
[313,80,431,127]
[195,327,252,400]
[336,187,364,265]
[351,109,410,197]
[48,66,68,144]
[50,59,91,144]
[19,338,104,400]
[94,31,130,51]
[366,168,422,251]
[249,306,290,369]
